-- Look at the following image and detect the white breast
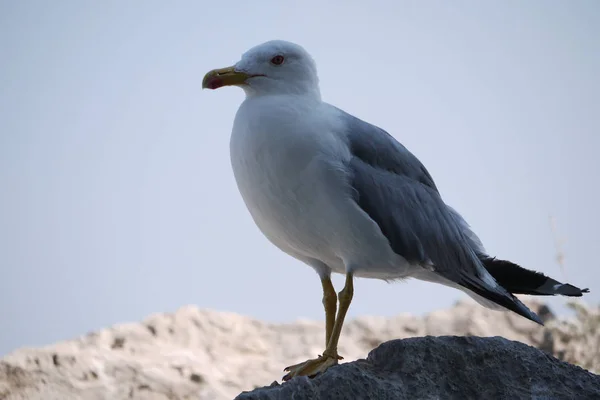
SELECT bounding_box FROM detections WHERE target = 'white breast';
[229,96,343,260]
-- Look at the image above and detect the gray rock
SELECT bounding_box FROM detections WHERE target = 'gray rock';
[235,336,600,400]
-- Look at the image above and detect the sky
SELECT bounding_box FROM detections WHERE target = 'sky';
[1,1,599,356]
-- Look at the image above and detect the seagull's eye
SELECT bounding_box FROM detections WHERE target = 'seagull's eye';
[270,55,285,66]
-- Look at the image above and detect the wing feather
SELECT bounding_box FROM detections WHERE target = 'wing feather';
[339,109,543,324]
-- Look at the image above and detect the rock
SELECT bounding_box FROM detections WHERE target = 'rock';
[236,336,600,400]
[546,301,600,374]
[0,300,598,400]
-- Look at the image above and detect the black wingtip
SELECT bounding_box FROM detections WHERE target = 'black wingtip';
[480,256,590,298]
[525,309,545,326]
[458,272,545,326]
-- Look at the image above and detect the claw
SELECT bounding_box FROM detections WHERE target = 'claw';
[281,353,341,382]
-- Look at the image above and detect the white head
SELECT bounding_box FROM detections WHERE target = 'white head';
[202,40,321,99]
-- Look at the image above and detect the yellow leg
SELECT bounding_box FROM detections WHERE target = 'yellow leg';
[321,277,337,348]
[323,272,353,358]
[282,272,354,381]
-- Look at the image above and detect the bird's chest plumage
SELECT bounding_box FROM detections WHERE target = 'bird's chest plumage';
[229,98,347,259]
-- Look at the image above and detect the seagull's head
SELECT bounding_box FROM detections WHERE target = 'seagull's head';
[202,40,320,98]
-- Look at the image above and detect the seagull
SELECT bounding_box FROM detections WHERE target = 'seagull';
[202,40,590,381]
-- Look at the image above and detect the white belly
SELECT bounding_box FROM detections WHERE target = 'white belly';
[229,97,413,279]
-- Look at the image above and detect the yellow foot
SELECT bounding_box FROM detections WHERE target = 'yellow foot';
[282,353,343,381]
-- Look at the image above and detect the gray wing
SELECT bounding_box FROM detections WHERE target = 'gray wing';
[338,107,469,271]
[339,108,543,324]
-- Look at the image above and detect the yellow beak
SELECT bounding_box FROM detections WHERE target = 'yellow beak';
[202,66,251,90]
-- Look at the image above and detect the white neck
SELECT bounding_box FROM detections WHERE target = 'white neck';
[242,79,322,101]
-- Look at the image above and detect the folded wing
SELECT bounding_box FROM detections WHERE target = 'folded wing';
[340,108,548,324]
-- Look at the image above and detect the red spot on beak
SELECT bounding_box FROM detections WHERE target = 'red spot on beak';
[204,76,224,90]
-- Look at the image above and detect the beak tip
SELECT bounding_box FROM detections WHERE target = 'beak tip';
[202,78,221,90]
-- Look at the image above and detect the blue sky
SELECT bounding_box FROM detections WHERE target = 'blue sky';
[1,1,598,356]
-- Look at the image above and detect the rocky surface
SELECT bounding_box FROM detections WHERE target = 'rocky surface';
[1,299,598,400]
[236,336,600,400]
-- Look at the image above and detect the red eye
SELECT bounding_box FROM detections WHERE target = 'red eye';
[270,55,285,65]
